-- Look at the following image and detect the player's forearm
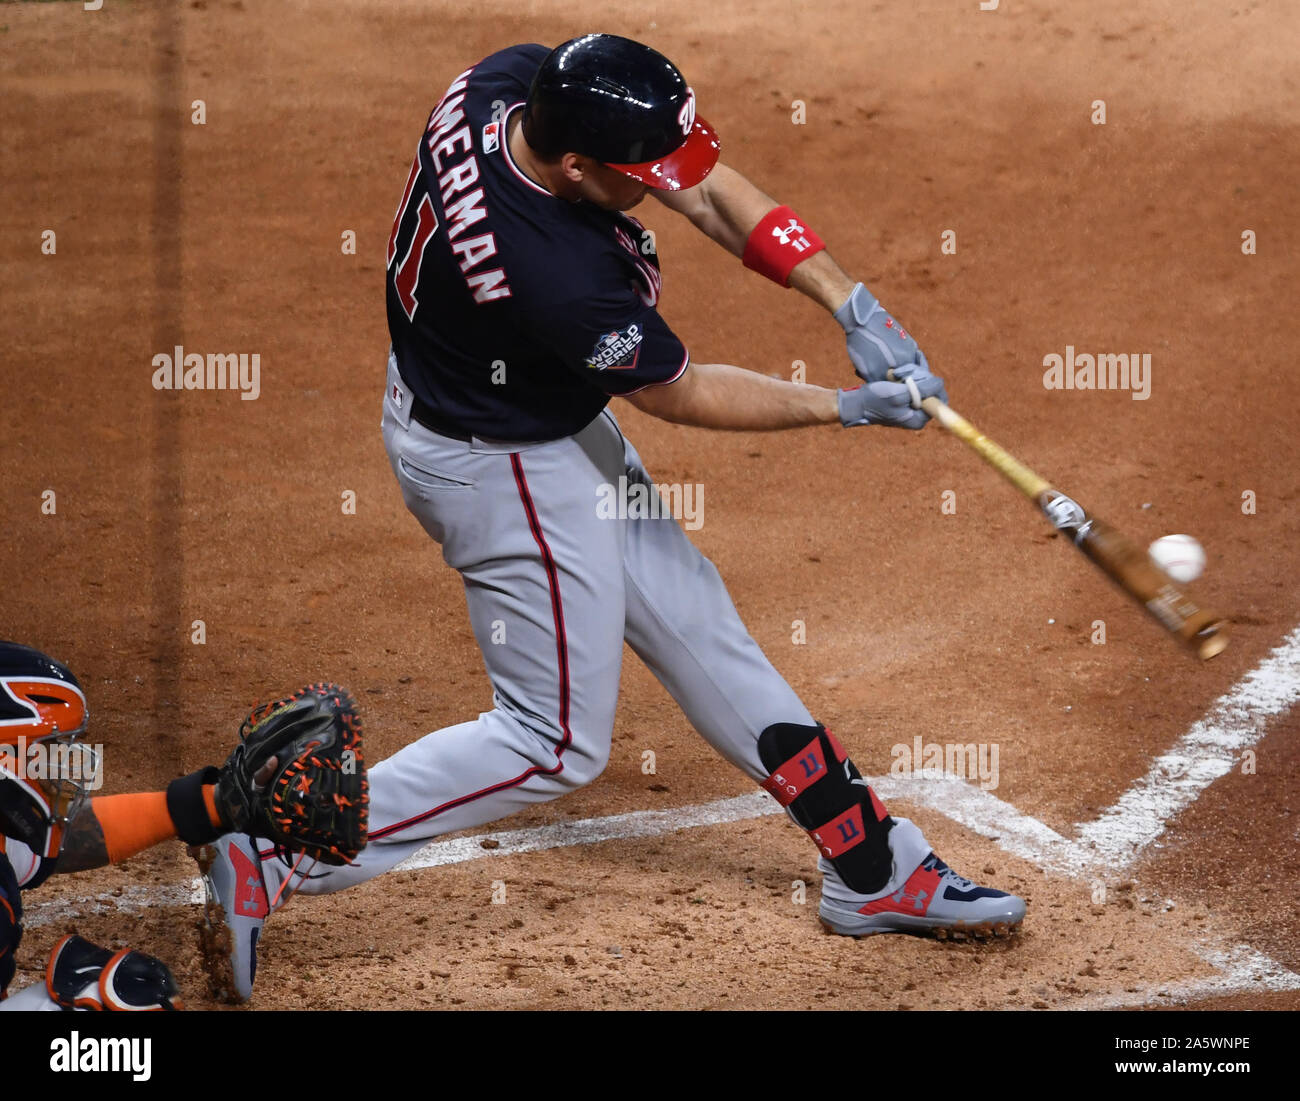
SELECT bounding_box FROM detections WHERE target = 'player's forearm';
[687,164,775,256]
[785,249,858,315]
[624,361,839,431]
[53,784,227,874]
[690,165,855,313]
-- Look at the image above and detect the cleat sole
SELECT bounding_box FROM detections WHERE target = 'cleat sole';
[819,914,1023,942]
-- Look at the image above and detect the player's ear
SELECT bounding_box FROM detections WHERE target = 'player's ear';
[559,152,587,183]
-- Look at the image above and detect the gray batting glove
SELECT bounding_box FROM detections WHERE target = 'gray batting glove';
[835,282,928,384]
[896,348,948,405]
[837,376,945,430]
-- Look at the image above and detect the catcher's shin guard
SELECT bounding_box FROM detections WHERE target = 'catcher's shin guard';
[40,934,182,1011]
[758,722,894,894]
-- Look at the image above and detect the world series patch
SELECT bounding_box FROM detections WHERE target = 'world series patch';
[585,323,643,371]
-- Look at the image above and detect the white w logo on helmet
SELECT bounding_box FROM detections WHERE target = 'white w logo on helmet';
[677,89,697,137]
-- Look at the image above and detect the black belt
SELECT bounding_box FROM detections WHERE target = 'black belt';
[408,391,473,442]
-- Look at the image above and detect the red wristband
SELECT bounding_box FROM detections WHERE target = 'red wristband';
[742,205,826,286]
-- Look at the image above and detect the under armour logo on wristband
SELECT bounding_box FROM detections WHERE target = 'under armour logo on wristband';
[744,205,825,284]
[772,219,811,251]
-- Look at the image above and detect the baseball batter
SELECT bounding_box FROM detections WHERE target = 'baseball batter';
[197,34,1025,1003]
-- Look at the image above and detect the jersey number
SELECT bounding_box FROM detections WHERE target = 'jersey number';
[387,158,439,321]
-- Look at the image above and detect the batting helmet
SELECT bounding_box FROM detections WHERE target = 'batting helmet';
[0,642,95,858]
[523,33,721,191]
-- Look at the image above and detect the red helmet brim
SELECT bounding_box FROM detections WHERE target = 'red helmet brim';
[605,115,721,191]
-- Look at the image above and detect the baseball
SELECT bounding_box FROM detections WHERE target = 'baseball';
[1148,534,1206,583]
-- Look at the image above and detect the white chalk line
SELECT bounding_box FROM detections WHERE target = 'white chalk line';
[1069,943,1300,1010]
[1073,623,1300,872]
[22,625,1300,1007]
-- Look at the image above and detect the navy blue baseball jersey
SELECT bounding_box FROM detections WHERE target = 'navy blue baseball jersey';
[385,44,690,443]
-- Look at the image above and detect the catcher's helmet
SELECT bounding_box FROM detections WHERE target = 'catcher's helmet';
[0,642,94,857]
[523,33,721,191]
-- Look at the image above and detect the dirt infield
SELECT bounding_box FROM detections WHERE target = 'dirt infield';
[2,0,1298,1011]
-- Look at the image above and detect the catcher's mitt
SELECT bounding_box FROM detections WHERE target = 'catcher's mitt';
[215,682,368,866]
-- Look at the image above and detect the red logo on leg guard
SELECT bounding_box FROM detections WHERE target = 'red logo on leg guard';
[809,805,867,859]
[761,737,827,806]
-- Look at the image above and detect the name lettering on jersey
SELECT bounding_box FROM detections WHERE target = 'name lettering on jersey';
[614,225,662,308]
[407,68,512,304]
[439,158,479,202]
[613,225,638,255]
[585,324,643,371]
[444,188,489,240]
[430,125,473,174]
[466,269,510,301]
[451,233,498,273]
[425,68,472,144]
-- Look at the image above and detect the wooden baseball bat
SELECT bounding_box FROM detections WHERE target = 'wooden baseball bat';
[918,394,1229,660]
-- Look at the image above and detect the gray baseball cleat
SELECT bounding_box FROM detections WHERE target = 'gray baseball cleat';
[193,833,270,1003]
[818,817,1026,940]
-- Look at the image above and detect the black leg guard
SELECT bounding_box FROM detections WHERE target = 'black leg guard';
[47,934,183,1011]
[758,722,895,894]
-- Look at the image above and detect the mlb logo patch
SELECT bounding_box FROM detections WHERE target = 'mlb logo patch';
[391,383,404,408]
[482,121,500,154]
[585,324,643,371]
